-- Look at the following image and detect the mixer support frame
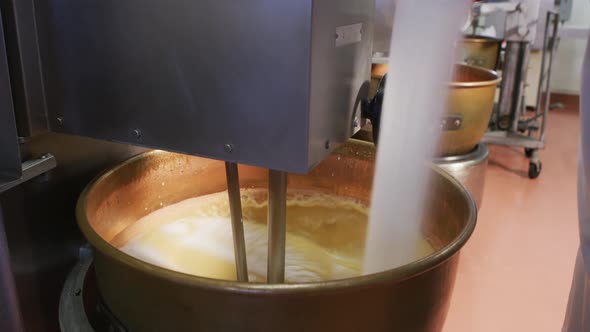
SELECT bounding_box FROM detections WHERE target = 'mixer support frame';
[0,204,25,332]
[267,170,287,283]
[225,162,249,282]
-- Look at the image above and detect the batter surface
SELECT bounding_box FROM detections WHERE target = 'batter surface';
[113,189,434,282]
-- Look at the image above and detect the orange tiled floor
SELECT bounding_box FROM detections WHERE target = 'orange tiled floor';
[444,104,581,332]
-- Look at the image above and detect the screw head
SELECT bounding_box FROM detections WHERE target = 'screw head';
[133,129,141,139]
[224,143,233,153]
[56,117,64,126]
[454,119,461,127]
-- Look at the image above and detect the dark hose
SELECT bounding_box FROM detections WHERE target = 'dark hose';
[361,74,386,144]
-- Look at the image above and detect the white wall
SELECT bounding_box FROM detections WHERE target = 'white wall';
[551,0,590,94]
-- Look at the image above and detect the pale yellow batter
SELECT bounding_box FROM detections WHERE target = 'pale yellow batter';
[114,189,434,283]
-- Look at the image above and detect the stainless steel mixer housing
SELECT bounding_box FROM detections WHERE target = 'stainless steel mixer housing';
[39,0,374,174]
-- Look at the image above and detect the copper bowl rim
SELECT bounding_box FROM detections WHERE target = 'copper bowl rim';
[76,140,477,295]
[448,63,501,89]
[371,63,500,89]
[461,35,503,44]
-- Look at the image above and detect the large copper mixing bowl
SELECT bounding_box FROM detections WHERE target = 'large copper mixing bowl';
[441,64,500,156]
[76,139,476,332]
[370,64,500,157]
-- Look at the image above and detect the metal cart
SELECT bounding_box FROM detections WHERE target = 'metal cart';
[482,10,561,179]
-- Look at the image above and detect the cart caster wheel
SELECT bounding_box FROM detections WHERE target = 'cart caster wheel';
[525,148,535,158]
[528,162,542,179]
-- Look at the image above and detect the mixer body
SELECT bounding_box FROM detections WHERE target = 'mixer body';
[36,0,374,174]
[0,1,484,330]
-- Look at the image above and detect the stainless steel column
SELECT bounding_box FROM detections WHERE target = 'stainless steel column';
[497,41,530,131]
[267,170,287,283]
[540,12,560,142]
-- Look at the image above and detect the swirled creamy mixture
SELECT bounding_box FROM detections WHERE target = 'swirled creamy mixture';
[113,189,433,282]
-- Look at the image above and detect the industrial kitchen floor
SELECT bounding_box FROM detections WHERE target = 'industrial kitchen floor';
[444,98,580,332]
